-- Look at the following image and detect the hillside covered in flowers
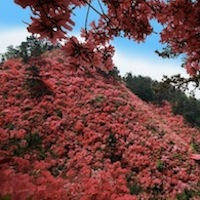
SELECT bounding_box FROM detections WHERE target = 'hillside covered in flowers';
[0,50,200,200]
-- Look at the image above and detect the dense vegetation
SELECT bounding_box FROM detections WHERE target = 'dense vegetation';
[1,50,200,200]
[2,37,200,129]
[123,72,200,128]
[0,36,57,63]
[2,0,200,199]
[2,36,200,128]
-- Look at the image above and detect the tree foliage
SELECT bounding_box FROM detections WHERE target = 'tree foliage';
[1,36,56,63]
[123,73,154,102]
[124,72,200,127]
[14,0,200,78]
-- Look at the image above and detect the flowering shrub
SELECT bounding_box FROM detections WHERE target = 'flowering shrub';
[0,51,200,199]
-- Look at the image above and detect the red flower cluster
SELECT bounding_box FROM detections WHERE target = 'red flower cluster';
[62,36,114,73]
[14,0,200,76]
[14,0,84,43]
[0,51,200,199]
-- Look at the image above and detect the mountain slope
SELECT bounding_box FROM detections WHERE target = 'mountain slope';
[0,50,200,200]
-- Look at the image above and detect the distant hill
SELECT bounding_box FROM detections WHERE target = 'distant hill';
[123,73,200,128]
[0,50,200,200]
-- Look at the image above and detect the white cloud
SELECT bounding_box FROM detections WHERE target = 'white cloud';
[0,28,30,53]
[113,50,189,81]
[113,50,200,98]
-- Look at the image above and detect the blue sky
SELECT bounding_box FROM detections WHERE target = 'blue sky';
[0,0,189,81]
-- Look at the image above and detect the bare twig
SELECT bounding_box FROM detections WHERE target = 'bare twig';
[85,4,90,39]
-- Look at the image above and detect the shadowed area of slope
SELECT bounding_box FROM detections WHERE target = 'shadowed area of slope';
[0,50,200,200]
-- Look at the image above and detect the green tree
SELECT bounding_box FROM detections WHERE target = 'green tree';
[4,45,20,60]
[173,97,200,127]
[1,36,57,62]
[123,73,200,127]
[123,73,154,102]
[18,36,56,62]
